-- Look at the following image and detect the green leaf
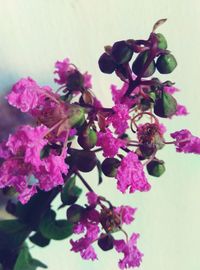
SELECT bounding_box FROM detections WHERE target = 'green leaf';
[39,210,73,240]
[61,176,82,205]
[16,188,60,230]
[0,219,30,250]
[14,244,47,270]
[29,232,50,247]
[97,160,103,184]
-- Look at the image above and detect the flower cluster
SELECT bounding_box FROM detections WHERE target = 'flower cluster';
[0,19,200,270]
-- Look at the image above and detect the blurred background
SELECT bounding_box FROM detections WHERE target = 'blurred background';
[0,0,199,269]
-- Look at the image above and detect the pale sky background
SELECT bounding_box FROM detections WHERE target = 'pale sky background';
[0,0,200,269]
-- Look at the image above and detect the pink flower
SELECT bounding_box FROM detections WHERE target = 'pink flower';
[97,129,126,157]
[6,125,48,170]
[54,58,71,85]
[54,58,92,89]
[114,206,137,225]
[83,72,92,89]
[114,233,143,269]
[164,85,179,95]
[116,152,151,193]
[86,192,99,206]
[0,123,69,203]
[70,210,100,261]
[36,152,68,191]
[175,104,188,116]
[111,83,138,108]
[171,129,200,154]
[7,78,42,113]
[108,104,130,135]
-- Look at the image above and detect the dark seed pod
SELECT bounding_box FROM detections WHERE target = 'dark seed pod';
[156,33,168,50]
[154,91,177,118]
[147,160,166,177]
[98,233,114,251]
[76,150,97,172]
[111,40,133,64]
[139,143,156,158]
[132,51,156,77]
[66,70,84,91]
[101,158,121,177]
[66,204,85,223]
[156,54,177,74]
[78,127,97,150]
[98,53,116,74]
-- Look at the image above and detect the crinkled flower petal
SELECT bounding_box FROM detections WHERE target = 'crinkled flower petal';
[97,129,126,157]
[114,233,143,269]
[116,152,151,193]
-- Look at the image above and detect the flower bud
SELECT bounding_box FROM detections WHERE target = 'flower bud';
[98,233,114,251]
[98,53,116,74]
[78,127,97,149]
[66,204,85,223]
[156,53,177,74]
[68,105,85,128]
[139,143,156,158]
[147,160,165,177]
[111,41,133,64]
[76,150,97,172]
[156,33,167,49]
[66,70,84,91]
[154,92,177,118]
[101,158,121,177]
[132,51,156,77]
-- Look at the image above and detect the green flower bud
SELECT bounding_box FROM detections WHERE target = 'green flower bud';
[154,92,177,118]
[98,233,114,251]
[132,51,156,77]
[156,33,167,49]
[66,204,85,223]
[76,150,97,172]
[147,160,165,177]
[66,70,84,91]
[68,105,85,128]
[101,158,120,177]
[111,41,133,64]
[156,54,177,74]
[78,127,97,149]
[98,53,116,74]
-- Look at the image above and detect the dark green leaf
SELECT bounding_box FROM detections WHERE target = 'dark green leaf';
[61,176,82,205]
[39,210,73,240]
[0,219,30,250]
[14,244,47,270]
[29,232,50,247]
[16,188,60,230]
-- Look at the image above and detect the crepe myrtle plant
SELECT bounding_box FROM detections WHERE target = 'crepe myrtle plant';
[0,19,199,270]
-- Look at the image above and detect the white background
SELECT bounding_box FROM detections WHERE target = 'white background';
[0,1,200,269]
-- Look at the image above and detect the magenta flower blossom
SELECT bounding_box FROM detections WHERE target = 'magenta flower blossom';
[171,129,200,154]
[114,205,137,225]
[54,58,92,89]
[6,125,48,170]
[70,209,100,261]
[116,152,151,193]
[164,85,179,95]
[6,78,42,113]
[108,104,130,135]
[97,129,126,157]
[175,104,188,116]
[83,72,92,89]
[114,233,143,269]
[54,58,71,85]
[111,83,138,108]
[86,192,99,206]
[0,124,68,203]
